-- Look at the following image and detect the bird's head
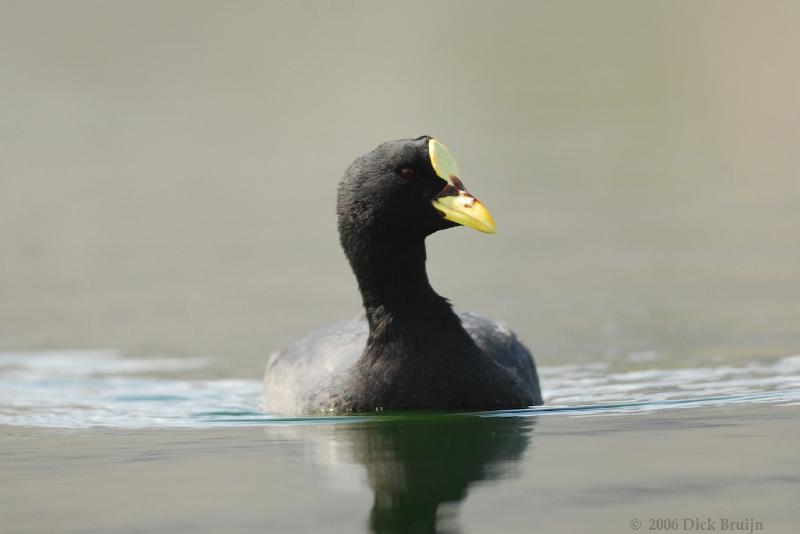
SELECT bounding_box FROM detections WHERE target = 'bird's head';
[337,136,496,243]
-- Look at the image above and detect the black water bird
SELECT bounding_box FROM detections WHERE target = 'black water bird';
[263,136,542,414]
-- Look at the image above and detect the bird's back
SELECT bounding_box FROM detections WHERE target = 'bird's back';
[263,312,541,414]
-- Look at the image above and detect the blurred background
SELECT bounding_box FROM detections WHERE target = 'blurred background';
[2,0,799,378]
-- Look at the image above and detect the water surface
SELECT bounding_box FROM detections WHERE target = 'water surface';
[2,350,799,428]
[2,351,799,533]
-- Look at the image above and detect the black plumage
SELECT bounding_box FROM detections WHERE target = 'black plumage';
[263,136,542,413]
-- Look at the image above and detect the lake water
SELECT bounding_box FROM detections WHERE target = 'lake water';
[2,1,800,533]
[2,350,799,533]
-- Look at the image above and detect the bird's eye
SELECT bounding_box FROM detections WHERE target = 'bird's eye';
[399,167,416,181]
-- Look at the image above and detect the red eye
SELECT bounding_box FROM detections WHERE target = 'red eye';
[400,167,416,180]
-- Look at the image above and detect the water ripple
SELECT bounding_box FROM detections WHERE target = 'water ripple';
[0,351,798,428]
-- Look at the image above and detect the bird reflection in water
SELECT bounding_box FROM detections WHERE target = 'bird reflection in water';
[338,415,534,534]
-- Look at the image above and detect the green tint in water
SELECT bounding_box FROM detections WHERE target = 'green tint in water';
[343,416,533,533]
[3,405,799,533]
[2,352,798,532]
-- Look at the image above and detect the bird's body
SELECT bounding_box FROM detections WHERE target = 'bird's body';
[263,136,542,414]
[265,311,541,414]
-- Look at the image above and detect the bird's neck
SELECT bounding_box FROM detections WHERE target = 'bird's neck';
[348,235,445,326]
[342,227,477,368]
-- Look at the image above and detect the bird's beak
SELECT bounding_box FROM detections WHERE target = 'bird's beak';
[429,138,496,234]
[431,187,496,234]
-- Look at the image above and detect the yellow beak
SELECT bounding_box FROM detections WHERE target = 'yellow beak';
[432,191,496,234]
[428,138,496,234]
